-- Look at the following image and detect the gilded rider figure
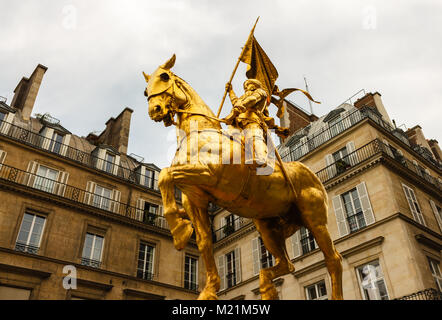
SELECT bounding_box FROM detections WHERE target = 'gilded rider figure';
[224,79,268,166]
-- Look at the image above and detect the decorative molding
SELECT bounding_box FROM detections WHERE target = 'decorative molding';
[76,278,113,291]
[251,278,284,295]
[123,288,165,300]
[213,223,256,250]
[292,260,326,279]
[0,262,51,279]
[415,234,442,251]
[340,236,385,258]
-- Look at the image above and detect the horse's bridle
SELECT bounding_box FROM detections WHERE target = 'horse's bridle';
[147,76,226,124]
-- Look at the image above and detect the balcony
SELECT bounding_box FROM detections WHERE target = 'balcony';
[314,139,442,191]
[14,242,39,255]
[213,216,253,242]
[0,163,170,230]
[280,106,440,170]
[396,288,441,300]
[0,119,161,193]
[81,257,102,268]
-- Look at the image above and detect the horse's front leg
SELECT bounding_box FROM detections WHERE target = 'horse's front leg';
[159,165,218,251]
[182,192,220,300]
[159,168,193,250]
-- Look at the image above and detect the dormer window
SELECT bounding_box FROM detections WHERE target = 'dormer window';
[0,102,16,135]
[104,153,115,174]
[135,165,160,190]
[48,131,64,154]
[92,146,120,176]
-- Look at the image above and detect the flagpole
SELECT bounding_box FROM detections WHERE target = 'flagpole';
[216,16,260,118]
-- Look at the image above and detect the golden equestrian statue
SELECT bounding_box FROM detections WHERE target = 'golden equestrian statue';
[142,54,343,300]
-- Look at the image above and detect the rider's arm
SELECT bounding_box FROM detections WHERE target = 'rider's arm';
[242,89,267,109]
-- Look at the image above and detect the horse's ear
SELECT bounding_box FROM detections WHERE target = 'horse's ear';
[142,71,150,83]
[161,54,176,70]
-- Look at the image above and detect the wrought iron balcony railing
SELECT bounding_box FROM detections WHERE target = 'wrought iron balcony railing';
[280,106,440,171]
[314,139,442,191]
[136,271,155,281]
[0,119,162,194]
[396,288,442,300]
[15,242,40,255]
[81,257,102,268]
[0,163,170,230]
[213,216,253,242]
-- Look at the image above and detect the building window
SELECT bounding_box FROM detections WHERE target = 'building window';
[81,233,104,268]
[427,257,442,291]
[356,260,389,300]
[300,227,317,254]
[305,280,327,300]
[223,214,236,236]
[0,111,5,124]
[144,169,155,189]
[143,202,159,225]
[342,188,366,233]
[92,185,112,211]
[184,255,198,290]
[48,131,64,154]
[328,116,344,137]
[34,165,58,193]
[226,250,237,288]
[429,200,442,232]
[104,153,115,174]
[402,184,426,225]
[137,242,155,280]
[15,212,46,254]
[259,237,274,269]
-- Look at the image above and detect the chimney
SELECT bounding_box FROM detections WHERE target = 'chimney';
[280,100,318,142]
[427,139,442,161]
[354,92,392,126]
[405,125,432,151]
[11,64,48,121]
[96,107,133,154]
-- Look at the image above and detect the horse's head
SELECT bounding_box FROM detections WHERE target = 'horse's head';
[143,54,186,127]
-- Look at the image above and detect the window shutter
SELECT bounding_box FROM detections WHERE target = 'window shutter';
[332,195,349,237]
[138,166,146,186]
[113,155,120,176]
[110,189,121,213]
[429,200,442,232]
[41,128,54,150]
[220,216,226,238]
[234,247,241,284]
[341,110,351,130]
[55,171,69,196]
[84,181,96,205]
[325,154,336,180]
[252,237,260,276]
[382,139,394,157]
[0,150,7,168]
[218,255,226,291]
[154,170,160,190]
[234,215,241,231]
[300,136,308,156]
[135,198,145,222]
[96,148,106,170]
[25,161,39,187]
[0,112,14,134]
[402,184,425,225]
[356,182,375,226]
[158,205,167,228]
[346,141,358,166]
[59,134,71,157]
[291,230,301,258]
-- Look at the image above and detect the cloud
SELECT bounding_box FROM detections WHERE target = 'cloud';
[0,0,441,168]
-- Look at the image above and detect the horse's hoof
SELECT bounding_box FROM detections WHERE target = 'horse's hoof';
[172,219,194,250]
[260,286,279,300]
[197,291,218,300]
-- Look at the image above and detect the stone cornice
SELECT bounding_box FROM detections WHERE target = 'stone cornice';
[213,222,256,250]
[0,262,52,279]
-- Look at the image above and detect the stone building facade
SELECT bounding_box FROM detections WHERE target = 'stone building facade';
[0,65,204,300]
[212,92,442,300]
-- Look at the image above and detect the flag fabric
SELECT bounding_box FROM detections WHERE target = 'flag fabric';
[240,35,278,98]
[240,34,320,117]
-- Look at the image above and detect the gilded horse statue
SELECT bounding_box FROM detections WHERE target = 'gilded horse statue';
[143,54,343,300]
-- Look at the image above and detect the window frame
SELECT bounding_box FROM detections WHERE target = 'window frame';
[92,185,112,211]
[305,280,328,300]
[48,131,64,154]
[81,232,104,268]
[341,188,366,233]
[356,260,389,300]
[300,227,317,255]
[137,242,155,280]
[184,255,198,290]
[225,250,237,289]
[34,164,59,194]
[15,212,46,254]
[427,257,442,291]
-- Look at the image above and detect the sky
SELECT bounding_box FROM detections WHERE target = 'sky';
[0,0,441,168]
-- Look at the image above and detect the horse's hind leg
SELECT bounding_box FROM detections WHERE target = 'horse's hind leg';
[182,193,220,300]
[254,218,295,300]
[299,187,343,300]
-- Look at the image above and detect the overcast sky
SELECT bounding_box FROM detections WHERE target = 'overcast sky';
[1,0,441,168]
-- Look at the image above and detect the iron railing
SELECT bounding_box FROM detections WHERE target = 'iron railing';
[280,106,435,168]
[213,215,253,242]
[396,288,442,300]
[15,242,40,255]
[81,257,102,268]
[0,119,161,193]
[0,163,170,230]
[314,139,442,191]
[136,271,155,281]
[315,139,382,183]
